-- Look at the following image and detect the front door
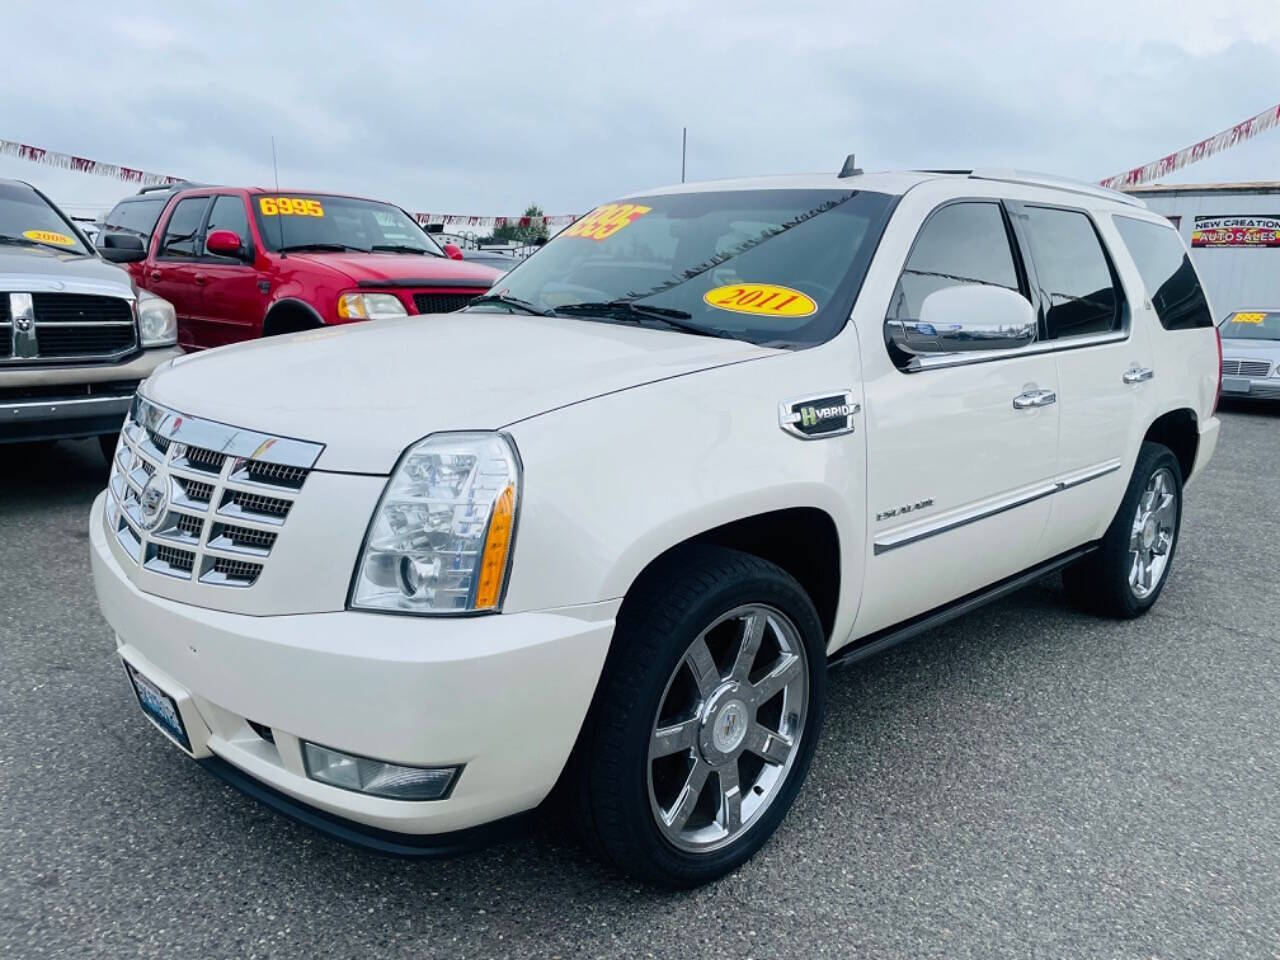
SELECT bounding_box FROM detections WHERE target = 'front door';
[855,199,1061,638]
[194,194,263,348]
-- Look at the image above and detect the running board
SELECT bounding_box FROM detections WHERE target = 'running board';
[828,545,1097,671]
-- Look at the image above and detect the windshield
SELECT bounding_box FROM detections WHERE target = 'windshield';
[467,188,896,347]
[1220,311,1280,340]
[252,194,444,255]
[0,182,90,255]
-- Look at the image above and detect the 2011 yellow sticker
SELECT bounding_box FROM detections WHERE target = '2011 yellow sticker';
[563,203,651,241]
[704,283,817,318]
[258,197,325,217]
[1232,311,1266,324]
[24,229,76,246]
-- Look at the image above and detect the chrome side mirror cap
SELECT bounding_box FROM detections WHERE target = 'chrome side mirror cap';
[886,284,1037,356]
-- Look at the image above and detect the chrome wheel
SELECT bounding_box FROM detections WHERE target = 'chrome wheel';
[647,603,808,854]
[1128,466,1177,600]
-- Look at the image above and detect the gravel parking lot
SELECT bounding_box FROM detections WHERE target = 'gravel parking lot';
[2,404,1278,960]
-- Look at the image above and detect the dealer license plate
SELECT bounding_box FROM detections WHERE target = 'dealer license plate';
[125,662,191,752]
[1222,376,1251,394]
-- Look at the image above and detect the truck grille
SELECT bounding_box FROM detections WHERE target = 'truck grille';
[104,396,324,589]
[1,292,137,363]
[413,293,481,314]
[1221,359,1272,378]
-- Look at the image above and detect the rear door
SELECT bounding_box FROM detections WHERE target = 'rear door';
[855,199,1061,637]
[1013,203,1155,556]
[147,195,211,350]
[193,193,263,347]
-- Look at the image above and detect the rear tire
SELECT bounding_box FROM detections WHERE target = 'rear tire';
[574,545,826,887]
[1063,442,1183,618]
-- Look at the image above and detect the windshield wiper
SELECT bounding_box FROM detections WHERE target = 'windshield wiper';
[277,242,368,253]
[371,243,440,257]
[467,293,558,316]
[0,233,82,255]
[557,300,734,339]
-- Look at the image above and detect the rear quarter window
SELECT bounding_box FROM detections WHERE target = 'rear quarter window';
[1112,216,1214,331]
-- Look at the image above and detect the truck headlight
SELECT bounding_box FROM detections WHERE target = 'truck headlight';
[338,292,407,320]
[137,291,177,347]
[350,432,520,615]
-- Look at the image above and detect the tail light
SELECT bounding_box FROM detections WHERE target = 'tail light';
[1213,325,1223,413]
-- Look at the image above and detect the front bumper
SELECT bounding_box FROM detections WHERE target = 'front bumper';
[1219,375,1280,400]
[90,492,616,842]
[1,347,182,443]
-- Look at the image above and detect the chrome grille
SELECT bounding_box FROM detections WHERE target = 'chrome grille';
[1221,359,1272,378]
[105,396,324,589]
[2,293,138,363]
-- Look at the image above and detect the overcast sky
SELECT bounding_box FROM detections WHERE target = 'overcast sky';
[5,1,1280,218]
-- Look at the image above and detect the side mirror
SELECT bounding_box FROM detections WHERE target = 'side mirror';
[206,229,246,258]
[442,243,464,261]
[97,232,147,263]
[886,284,1036,357]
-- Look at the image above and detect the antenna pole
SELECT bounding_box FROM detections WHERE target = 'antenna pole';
[271,136,286,257]
[681,127,687,183]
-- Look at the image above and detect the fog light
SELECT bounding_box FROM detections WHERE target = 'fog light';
[301,742,459,801]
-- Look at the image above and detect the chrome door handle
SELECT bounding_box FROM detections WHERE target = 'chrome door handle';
[1123,367,1154,384]
[1012,389,1057,410]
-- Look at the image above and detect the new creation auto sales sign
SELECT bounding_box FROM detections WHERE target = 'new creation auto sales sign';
[1191,215,1280,248]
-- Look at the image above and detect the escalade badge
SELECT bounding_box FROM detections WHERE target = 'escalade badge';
[138,470,170,531]
[779,391,859,440]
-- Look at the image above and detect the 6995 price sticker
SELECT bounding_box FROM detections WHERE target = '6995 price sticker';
[258,197,325,217]
[563,203,651,241]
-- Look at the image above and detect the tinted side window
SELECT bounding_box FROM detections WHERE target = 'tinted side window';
[1022,206,1121,339]
[105,198,166,239]
[204,195,251,254]
[887,202,1021,323]
[1113,216,1213,330]
[158,197,209,258]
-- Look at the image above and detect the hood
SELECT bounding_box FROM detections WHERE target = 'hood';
[0,246,133,292]
[286,250,500,287]
[1220,336,1280,357]
[146,313,779,473]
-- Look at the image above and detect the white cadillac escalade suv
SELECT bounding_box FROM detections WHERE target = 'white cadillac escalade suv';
[90,165,1221,887]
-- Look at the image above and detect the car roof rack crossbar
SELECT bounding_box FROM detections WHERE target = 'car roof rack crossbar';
[967,169,1145,207]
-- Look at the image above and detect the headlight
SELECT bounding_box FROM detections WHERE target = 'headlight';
[137,291,177,347]
[338,292,407,320]
[350,432,520,615]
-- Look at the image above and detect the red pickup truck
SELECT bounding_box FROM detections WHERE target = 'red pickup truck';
[97,185,500,349]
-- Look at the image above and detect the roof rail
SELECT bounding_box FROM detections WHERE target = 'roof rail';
[135,180,204,195]
[968,169,1145,207]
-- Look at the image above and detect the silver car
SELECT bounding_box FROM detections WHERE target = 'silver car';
[1219,310,1280,401]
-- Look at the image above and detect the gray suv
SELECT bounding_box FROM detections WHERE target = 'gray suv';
[0,179,180,460]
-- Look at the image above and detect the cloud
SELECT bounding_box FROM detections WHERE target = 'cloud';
[4,0,1280,215]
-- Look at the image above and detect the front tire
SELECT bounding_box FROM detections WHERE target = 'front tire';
[1064,441,1183,618]
[575,545,826,887]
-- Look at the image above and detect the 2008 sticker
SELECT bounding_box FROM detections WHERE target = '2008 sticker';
[563,203,651,241]
[23,229,75,246]
[704,283,817,318]
[259,197,325,217]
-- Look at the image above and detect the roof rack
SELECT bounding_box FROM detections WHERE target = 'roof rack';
[135,180,204,196]
[967,169,1145,207]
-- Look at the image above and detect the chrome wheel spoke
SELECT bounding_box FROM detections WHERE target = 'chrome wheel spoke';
[663,760,710,832]
[651,718,699,759]
[744,722,792,765]
[751,652,802,704]
[718,762,742,834]
[685,636,721,699]
[731,613,766,682]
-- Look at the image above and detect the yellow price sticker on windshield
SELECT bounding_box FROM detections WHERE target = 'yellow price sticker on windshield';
[1232,311,1266,324]
[259,197,325,217]
[564,203,650,241]
[23,229,75,246]
[704,283,817,318]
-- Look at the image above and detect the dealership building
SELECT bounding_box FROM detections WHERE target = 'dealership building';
[1126,181,1280,320]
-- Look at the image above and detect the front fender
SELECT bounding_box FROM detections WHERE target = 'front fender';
[502,341,868,648]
